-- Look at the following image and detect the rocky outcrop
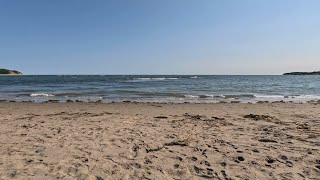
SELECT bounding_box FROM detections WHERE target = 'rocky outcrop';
[283,71,320,75]
[0,68,23,75]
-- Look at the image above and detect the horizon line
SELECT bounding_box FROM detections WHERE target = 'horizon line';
[10,74,284,76]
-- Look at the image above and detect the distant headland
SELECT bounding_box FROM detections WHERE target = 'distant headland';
[283,71,320,75]
[0,68,23,75]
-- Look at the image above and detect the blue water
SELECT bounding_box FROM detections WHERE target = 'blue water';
[0,75,320,103]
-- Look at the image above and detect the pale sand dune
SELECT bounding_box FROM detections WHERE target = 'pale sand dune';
[0,102,319,179]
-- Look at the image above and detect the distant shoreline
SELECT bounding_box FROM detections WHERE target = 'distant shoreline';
[0,68,23,75]
[283,71,320,75]
[0,74,23,76]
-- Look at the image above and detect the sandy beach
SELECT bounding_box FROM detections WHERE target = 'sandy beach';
[0,102,319,179]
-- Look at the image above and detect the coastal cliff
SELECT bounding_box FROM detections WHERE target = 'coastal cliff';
[283,71,320,75]
[0,68,23,75]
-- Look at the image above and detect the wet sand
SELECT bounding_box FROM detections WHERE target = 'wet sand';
[0,102,319,179]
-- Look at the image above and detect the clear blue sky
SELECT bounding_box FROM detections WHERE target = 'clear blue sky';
[1,0,319,75]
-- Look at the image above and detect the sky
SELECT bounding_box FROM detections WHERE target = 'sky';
[0,0,320,75]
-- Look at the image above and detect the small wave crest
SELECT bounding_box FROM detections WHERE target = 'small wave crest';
[254,95,284,99]
[29,92,85,97]
[190,76,199,79]
[254,95,320,99]
[54,93,83,97]
[184,95,199,98]
[293,95,320,99]
[133,77,179,81]
[223,94,256,99]
[185,94,256,99]
[30,93,55,97]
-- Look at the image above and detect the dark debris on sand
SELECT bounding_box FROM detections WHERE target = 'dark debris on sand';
[243,114,275,121]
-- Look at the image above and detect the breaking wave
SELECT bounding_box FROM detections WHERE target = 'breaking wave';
[30,93,55,97]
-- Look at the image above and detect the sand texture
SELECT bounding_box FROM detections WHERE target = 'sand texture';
[0,102,319,179]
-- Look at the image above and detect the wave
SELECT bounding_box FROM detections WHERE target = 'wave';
[133,77,179,81]
[30,93,55,97]
[254,95,284,99]
[26,92,320,100]
[185,95,220,98]
[184,94,256,99]
[183,94,320,100]
[255,95,320,99]
[30,92,85,97]
[286,95,320,99]
[149,94,320,101]
[166,78,179,80]
[223,94,256,99]
[54,93,83,97]
[199,95,214,98]
[114,90,186,98]
[184,95,199,98]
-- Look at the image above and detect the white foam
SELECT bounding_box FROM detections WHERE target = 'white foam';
[134,77,178,81]
[295,95,320,99]
[134,78,151,80]
[30,93,55,97]
[185,95,199,98]
[254,95,284,99]
[204,95,214,97]
[153,78,166,80]
[254,94,320,99]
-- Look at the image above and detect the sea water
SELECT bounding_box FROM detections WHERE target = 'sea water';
[0,75,320,103]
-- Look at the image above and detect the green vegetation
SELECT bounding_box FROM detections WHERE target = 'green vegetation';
[283,71,320,75]
[0,68,22,74]
[0,69,11,74]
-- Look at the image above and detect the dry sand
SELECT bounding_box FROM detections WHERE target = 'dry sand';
[0,102,319,179]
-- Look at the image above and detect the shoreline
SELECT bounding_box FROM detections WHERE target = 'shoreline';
[1,102,319,179]
[1,99,320,104]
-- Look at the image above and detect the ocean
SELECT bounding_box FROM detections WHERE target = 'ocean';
[0,75,320,103]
